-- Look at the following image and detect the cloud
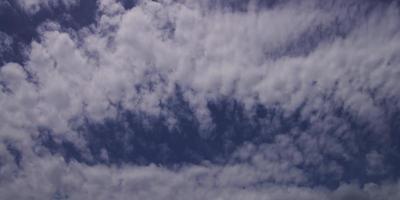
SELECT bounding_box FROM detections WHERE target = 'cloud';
[0,32,15,64]
[0,0,400,198]
[4,0,396,144]
[0,153,400,200]
[15,0,79,14]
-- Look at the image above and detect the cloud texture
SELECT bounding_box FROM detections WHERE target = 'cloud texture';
[0,0,400,199]
[15,0,79,14]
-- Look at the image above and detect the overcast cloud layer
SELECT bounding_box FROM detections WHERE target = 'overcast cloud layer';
[1,0,400,199]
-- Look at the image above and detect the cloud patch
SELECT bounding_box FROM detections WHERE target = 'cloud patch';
[15,0,79,14]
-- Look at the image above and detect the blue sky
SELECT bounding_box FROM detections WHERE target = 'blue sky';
[1,0,400,199]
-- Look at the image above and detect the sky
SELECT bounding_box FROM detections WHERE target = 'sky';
[0,0,400,199]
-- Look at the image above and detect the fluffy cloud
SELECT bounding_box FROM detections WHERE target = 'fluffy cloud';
[1,0,400,199]
[3,0,398,146]
[0,153,399,200]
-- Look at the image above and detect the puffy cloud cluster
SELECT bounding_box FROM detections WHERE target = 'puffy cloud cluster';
[1,0,400,199]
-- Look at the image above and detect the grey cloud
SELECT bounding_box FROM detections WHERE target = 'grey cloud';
[0,0,400,198]
[0,32,13,60]
[366,151,386,175]
[15,0,79,14]
[0,153,399,200]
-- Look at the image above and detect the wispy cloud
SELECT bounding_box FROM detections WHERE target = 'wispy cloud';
[15,0,79,14]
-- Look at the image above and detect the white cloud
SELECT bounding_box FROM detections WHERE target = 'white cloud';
[0,153,399,200]
[0,0,400,198]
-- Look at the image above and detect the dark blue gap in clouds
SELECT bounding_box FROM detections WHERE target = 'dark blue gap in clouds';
[387,111,400,179]
[78,98,279,166]
[6,142,23,167]
[32,90,400,188]
[0,0,97,64]
[37,128,87,163]
[119,0,139,10]
[37,96,307,166]
[0,1,32,65]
